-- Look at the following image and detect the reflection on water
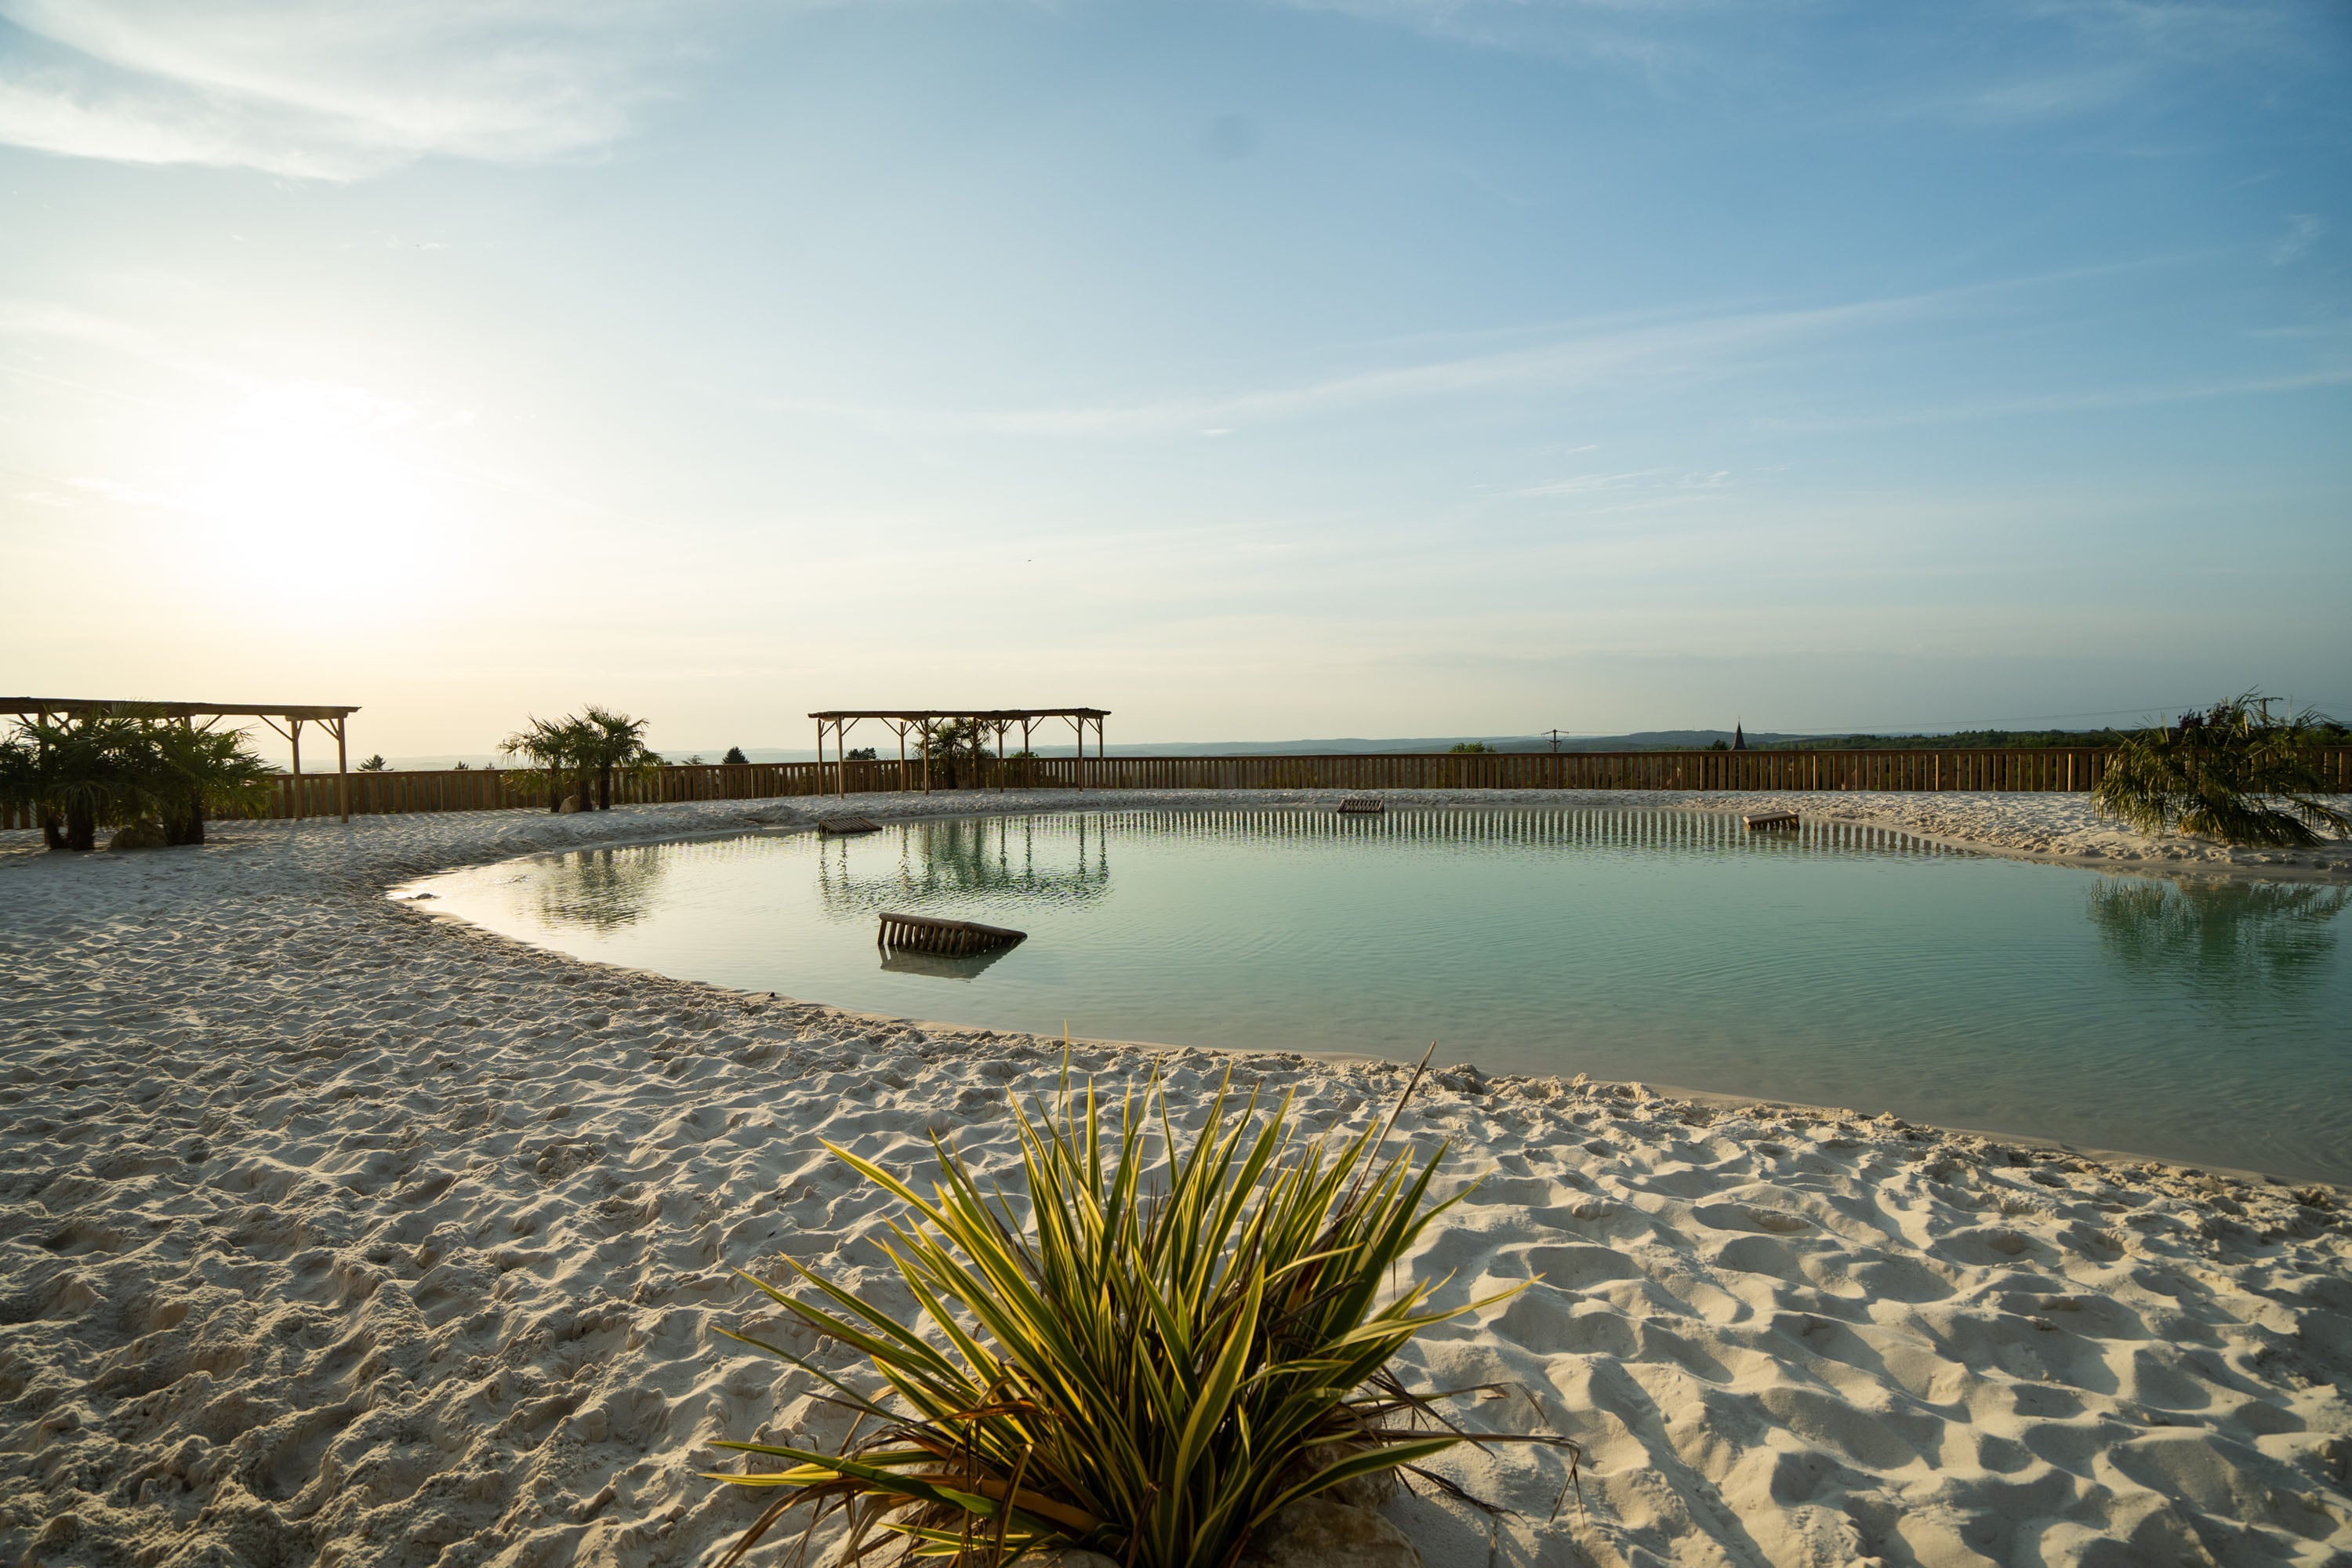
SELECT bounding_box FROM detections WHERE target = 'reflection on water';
[524,844,672,932]
[407,809,2352,1182]
[815,815,1112,916]
[879,945,1021,982]
[2089,877,2350,995]
[1083,807,1963,857]
[516,809,1964,938]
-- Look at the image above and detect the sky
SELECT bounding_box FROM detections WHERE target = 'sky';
[2,0,2347,761]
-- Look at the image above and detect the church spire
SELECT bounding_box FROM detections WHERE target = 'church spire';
[1733,721,1747,751]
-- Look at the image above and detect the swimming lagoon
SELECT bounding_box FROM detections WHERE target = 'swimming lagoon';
[408,808,2352,1182]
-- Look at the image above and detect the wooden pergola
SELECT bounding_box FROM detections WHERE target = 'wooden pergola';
[809,708,1109,797]
[2,698,361,822]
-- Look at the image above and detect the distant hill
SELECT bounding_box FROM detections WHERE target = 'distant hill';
[375,727,2136,771]
[1091,731,1813,755]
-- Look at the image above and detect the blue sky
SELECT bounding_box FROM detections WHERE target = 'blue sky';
[2,0,2346,757]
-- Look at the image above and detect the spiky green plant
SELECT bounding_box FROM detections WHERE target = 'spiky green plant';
[2095,693,2350,848]
[708,1058,1566,1566]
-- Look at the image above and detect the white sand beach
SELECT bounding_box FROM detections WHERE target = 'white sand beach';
[4,791,2349,1567]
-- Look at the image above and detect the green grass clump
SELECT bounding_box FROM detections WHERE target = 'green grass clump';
[708,1056,1560,1565]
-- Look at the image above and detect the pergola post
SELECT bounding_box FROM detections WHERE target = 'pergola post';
[289,717,305,820]
[920,720,933,794]
[334,717,350,823]
[896,723,909,792]
[814,719,824,800]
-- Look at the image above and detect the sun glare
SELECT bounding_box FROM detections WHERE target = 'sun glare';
[187,382,448,616]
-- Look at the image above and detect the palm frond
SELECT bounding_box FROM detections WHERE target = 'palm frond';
[2096,692,2350,848]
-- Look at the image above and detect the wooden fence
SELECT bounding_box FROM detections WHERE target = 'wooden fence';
[5,747,2348,829]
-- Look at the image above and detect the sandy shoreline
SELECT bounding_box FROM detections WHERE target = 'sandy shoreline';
[5,791,2350,1566]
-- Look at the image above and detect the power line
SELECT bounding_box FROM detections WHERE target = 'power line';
[1760,705,2199,734]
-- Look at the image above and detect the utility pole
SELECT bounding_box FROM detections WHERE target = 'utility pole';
[1543,728,1569,753]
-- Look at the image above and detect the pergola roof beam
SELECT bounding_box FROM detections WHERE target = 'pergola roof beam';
[808,708,1106,721]
[0,699,360,721]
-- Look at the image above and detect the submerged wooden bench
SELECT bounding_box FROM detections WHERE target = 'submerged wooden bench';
[877,911,1027,956]
[818,815,882,835]
[1743,811,1801,831]
[1337,797,1385,815]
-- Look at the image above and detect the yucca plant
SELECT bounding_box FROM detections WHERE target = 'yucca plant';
[709,1058,1564,1566]
[2096,693,2350,848]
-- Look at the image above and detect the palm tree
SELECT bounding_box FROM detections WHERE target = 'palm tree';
[503,715,595,812]
[921,717,994,789]
[4,713,145,851]
[0,711,272,850]
[502,707,657,811]
[2096,693,2350,848]
[0,731,38,843]
[579,706,655,810]
[141,723,277,845]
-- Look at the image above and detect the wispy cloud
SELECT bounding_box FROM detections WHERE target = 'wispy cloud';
[768,260,2201,438]
[1265,0,1799,81]
[776,293,1929,437]
[0,297,149,351]
[1510,470,1664,497]
[1290,0,2336,145]
[1936,64,2143,126]
[1759,367,2352,434]
[2270,214,2324,267]
[1508,466,1736,501]
[0,0,722,179]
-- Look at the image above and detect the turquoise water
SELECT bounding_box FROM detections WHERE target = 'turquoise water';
[408,809,2352,1182]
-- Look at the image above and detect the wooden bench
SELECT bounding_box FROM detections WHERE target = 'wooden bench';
[1743,811,1801,831]
[877,911,1027,956]
[1337,797,1385,815]
[818,815,882,835]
